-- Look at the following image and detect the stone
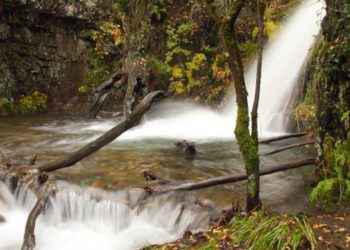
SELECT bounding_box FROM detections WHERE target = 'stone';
[0,214,5,223]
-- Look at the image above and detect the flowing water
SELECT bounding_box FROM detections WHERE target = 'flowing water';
[0,1,325,249]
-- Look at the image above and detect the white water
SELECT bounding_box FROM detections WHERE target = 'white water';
[116,0,325,141]
[31,0,325,143]
[0,181,208,250]
[0,1,325,250]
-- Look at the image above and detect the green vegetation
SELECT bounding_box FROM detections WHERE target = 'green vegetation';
[18,91,48,114]
[0,98,16,116]
[310,135,350,208]
[1,91,48,116]
[230,211,315,250]
[301,1,350,208]
[145,211,316,250]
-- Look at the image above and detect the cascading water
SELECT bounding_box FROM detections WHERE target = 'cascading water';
[0,1,325,250]
[114,0,325,141]
[0,181,210,250]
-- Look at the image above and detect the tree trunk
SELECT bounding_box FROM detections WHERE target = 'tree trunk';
[123,56,149,118]
[38,91,167,172]
[205,0,261,212]
[222,1,260,212]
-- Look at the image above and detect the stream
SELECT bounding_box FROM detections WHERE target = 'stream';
[0,0,325,249]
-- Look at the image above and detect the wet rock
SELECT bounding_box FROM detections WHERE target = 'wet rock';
[0,214,5,223]
[174,140,197,155]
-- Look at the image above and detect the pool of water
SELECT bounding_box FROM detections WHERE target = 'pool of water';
[0,114,317,214]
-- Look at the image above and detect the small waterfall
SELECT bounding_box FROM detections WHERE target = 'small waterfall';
[0,181,210,250]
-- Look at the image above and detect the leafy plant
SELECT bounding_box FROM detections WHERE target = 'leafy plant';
[310,134,350,208]
[18,91,48,114]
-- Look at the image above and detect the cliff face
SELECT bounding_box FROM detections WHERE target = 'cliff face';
[0,0,112,112]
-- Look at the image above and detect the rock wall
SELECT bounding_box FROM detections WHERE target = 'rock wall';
[0,0,112,112]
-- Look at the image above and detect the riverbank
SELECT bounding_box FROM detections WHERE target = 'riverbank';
[144,209,350,250]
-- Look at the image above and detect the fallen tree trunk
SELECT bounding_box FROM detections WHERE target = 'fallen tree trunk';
[38,91,167,172]
[154,158,315,194]
[259,132,307,144]
[262,141,314,156]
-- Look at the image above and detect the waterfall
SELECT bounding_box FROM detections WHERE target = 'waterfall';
[29,0,325,142]
[244,0,326,133]
[113,0,325,141]
[0,181,210,250]
[0,1,326,250]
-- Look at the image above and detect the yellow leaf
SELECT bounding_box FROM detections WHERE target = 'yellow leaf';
[171,67,183,78]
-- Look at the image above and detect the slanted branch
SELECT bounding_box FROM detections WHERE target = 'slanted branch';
[89,70,127,119]
[38,91,167,172]
[151,158,315,194]
[262,141,314,156]
[259,132,307,144]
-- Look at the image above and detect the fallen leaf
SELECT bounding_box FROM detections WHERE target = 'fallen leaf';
[346,236,350,243]
[335,216,345,221]
[313,223,327,229]
[220,235,233,241]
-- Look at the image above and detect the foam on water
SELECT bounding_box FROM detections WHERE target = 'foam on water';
[0,181,205,250]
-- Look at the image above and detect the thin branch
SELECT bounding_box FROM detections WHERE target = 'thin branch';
[251,0,266,142]
[259,132,307,144]
[262,141,314,156]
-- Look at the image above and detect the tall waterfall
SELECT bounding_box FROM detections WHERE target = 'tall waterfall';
[114,0,325,141]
